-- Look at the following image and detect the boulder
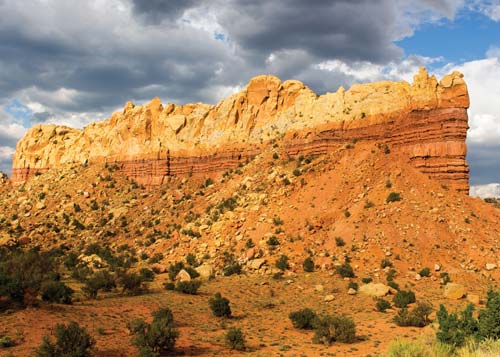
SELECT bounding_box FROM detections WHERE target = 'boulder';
[359,283,390,297]
[444,283,465,300]
[248,258,266,270]
[324,295,335,302]
[175,269,191,282]
[195,264,214,280]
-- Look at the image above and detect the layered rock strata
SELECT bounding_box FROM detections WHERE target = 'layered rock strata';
[12,67,470,192]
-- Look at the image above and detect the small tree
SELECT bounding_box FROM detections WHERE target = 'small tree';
[41,281,74,304]
[225,327,245,351]
[436,303,479,348]
[289,308,317,329]
[129,308,179,354]
[392,290,416,308]
[394,302,432,327]
[303,257,314,272]
[209,293,231,317]
[313,314,356,345]
[36,321,95,357]
[478,290,500,340]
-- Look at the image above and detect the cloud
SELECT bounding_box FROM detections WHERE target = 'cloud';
[0,146,15,175]
[470,183,500,198]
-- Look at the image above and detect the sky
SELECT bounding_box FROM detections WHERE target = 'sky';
[0,0,499,195]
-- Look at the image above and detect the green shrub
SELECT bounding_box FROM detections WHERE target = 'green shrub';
[0,335,15,348]
[437,303,478,348]
[478,290,500,340]
[36,321,95,357]
[272,153,279,160]
[386,268,397,281]
[168,262,185,281]
[129,308,179,354]
[175,281,201,295]
[419,267,431,277]
[120,272,145,295]
[393,290,416,308]
[386,192,401,203]
[163,282,175,291]
[275,255,289,271]
[82,270,116,299]
[226,327,245,351]
[266,236,280,247]
[222,263,242,276]
[336,262,355,278]
[348,281,358,291]
[139,268,155,282]
[63,252,79,269]
[335,237,345,247]
[41,281,74,304]
[186,253,197,267]
[209,293,231,317]
[361,277,373,284]
[376,299,391,312]
[289,308,317,329]
[312,314,356,345]
[388,281,400,291]
[303,257,314,272]
[381,258,393,269]
[394,302,432,327]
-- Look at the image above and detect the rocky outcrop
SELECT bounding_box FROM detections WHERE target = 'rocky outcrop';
[11,67,470,192]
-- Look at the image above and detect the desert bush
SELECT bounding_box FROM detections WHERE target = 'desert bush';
[347,281,358,291]
[82,270,116,299]
[222,263,242,276]
[361,277,373,284]
[419,267,431,277]
[335,237,345,247]
[275,255,289,271]
[209,293,231,317]
[336,262,355,278]
[0,335,15,348]
[376,299,391,312]
[36,321,95,357]
[63,251,79,269]
[41,281,74,304]
[225,327,245,351]
[381,258,393,269]
[174,281,201,295]
[129,308,179,355]
[312,314,356,345]
[266,236,280,247]
[303,257,314,272]
[436,303,479,348]
[163,282,175,291]
[289,308,317,329]
[394,302,432,327]
[393,290,416,308]
[168,262,185,281]
[120,272,145,295]
[386,192,401,203]
[139,268,155,282]
[478,290,500,340]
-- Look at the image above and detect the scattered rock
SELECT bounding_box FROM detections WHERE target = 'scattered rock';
[359,283,390,297]
[195,264,214,280]
[485,263,497,271]
[466,294,480,305]
[347,288,357,295]
[444,283,465,300]
[151,263,167,274]
[315,284,324,293]
[324,295,335,302]
[248,258,266,270]
[175,269,191,282]
[434,264,441,271]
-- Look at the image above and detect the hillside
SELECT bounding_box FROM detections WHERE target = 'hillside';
[1,69,500,356]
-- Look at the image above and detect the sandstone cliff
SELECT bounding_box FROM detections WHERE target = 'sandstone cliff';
[11,67,470,192]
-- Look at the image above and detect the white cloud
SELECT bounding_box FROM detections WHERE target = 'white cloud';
[470,183,500,198]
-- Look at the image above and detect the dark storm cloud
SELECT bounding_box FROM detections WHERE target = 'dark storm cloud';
[131,0,200,23]
[215,0,402,64]
[467,142,500,185]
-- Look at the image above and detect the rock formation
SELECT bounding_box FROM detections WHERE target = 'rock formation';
[11,67,470,192]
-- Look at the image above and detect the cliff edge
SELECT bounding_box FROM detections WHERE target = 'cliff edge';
[11,67,470,192]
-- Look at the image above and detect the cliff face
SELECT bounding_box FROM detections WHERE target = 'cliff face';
[11,67,470,192]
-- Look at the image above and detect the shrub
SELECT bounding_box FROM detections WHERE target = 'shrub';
[120,272,145,295]
[272,153,279,160]
[186,253,197,266]
[381,258,393,269]
[36,321,95,357]
[0,335,15,348]
[437,303,479,348]
[386,268,397,281]
[175,281,201,295]
[129,308,179,354]
[386,192,401,203]
[348,281,358,291]
[41,281,74,304]
[139,268,155,282]
[336,262,355,278]
[344,210,351,218]
[376,299,391,312]
[289,308,317,329]
[303,257,314,272]
[388,281,400,291]
[313,315,356,345]
[64,252,79,269]
[361,277,373,284]
[394,302,432,327]
[223,263,242,276]
[275,255,289,271]
[419,267,431,277]
[163,282,175,291]
[478,290,500,340]
[335,237,345,247]
[209,293,231,317]
[225,327,245,351]
[266,236,280,247]
[168,262,185,281]
[82,270,116,299]
[393,290,416,308]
